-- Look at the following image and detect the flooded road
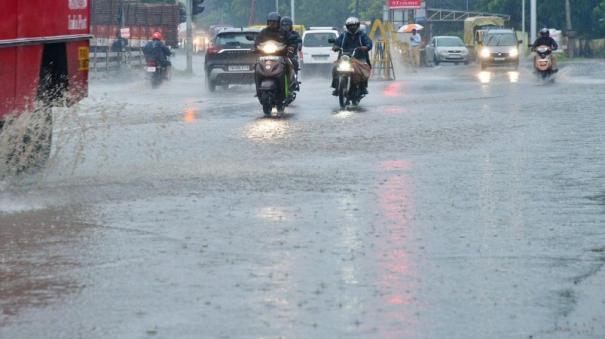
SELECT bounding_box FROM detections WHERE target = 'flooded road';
[1,55,605,338]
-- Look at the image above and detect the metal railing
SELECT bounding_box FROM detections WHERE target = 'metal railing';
[426,8,510,22]
[89,38,149,72]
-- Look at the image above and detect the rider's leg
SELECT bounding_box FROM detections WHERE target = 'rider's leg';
[331,65,339,96]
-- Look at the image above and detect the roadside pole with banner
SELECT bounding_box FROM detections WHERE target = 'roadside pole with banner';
[388,0,422,27]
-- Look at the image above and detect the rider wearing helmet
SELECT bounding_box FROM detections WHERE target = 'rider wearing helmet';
[254,13,296,99]
[143,32,172,68]
[254,12,293,52]
[331,17,373,95]
[532,28,558,70]
[280,16,302,77]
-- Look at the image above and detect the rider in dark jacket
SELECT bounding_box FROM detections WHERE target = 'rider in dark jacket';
[143,32,171,68]
[280,17,302,72]
[532,28,558,71]
[332,17,373,95]
[254,12,293,54]
[253,12,295,99]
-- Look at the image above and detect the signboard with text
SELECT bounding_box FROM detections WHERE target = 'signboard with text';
[388,0,421,9]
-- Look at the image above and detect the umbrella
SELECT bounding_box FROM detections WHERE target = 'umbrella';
[398,24,424,33]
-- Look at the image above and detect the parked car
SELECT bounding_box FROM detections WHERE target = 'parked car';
[425,36,470,66]
[478,28,520,70]
[301,28,340,75]
[204,28,260,92]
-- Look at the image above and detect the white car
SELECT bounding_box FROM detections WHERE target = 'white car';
[301,28,339,74]
[425,36,470,66]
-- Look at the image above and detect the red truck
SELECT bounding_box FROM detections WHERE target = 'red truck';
[0,0,90,172]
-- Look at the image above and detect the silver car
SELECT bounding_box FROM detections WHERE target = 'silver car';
[425,36,470,66]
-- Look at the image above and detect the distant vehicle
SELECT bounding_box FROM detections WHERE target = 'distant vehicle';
[249,24,306,37]
[146,59,169,88]
[204,28,260,92]
[425,36,470,65]
[463,16,506,61]
[209,25,234,38]
[478,28,521,70]
[301,28,339,74]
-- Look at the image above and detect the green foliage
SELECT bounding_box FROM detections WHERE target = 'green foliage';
[191,0,605,39]
[474,0,603,38]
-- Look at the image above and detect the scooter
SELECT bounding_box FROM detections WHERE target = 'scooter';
[254,41,297,116]
[333,47,369,109]
[534,45,555,80]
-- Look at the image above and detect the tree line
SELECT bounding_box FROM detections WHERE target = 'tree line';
[154,0,603,39]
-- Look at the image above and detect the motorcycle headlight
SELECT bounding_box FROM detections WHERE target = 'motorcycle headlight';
[509,48,519,57]
[337,60,353,72]
[261,42,278,54]
[480,48,491,59]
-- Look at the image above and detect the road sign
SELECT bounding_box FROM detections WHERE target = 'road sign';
[388,0,421,9]
[120,27,130,38]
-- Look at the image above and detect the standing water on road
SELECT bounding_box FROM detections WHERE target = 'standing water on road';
[2,48,605,339]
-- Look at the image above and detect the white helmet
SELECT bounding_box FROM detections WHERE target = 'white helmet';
[345,17,360,34]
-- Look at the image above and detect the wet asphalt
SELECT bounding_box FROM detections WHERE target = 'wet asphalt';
[1,55,605,338]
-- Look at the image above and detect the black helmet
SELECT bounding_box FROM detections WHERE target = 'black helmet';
[540,28,549,37]
[280,16,293,30]
[267,12,281,25]
[345,17,360,34]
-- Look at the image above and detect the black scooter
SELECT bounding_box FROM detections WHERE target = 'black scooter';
[254,41,297,116]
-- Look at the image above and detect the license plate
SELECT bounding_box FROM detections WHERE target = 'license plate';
[228,65,249,71]
[313,55,329,60]
[146,66,156,72]
[494,57,505,61]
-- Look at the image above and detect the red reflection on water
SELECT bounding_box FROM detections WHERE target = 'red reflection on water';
[383,82,403,97]
[385,106,409,116]
[381,160,413,171]
[374,160,418,336]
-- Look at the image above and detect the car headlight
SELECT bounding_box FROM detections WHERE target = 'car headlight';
[261,42,279,54]
[509,48,519,57]
[337,60,353,72]
[480,48,491,59]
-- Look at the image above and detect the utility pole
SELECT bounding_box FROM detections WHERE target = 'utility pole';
[530,0,536,45]
[186,0,193,74]
[291,0,295,23]
[522,0,526,54]
[248,0,256,26]
[355,0,360,16]
[565,0,575,57]
[276,0,279,12]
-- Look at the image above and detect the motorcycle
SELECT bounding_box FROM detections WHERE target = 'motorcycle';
[333,47,370,109]
[533,45,555,80]
[146,60,168,88]
[254,41,297,116]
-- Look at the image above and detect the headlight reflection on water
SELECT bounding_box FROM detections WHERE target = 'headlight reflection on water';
[507,71,520,83]
[478,71,492,84]
[243,119,292,142]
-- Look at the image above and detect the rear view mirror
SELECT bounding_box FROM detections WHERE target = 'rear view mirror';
[328,38,335,44]
[245,34,255,41]
[518,40,523,44]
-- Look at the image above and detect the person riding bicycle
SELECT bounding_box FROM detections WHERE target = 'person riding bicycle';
[331,17,373,96]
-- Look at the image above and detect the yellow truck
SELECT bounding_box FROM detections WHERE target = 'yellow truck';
[464,16,506,60]
[249,24,306,36]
